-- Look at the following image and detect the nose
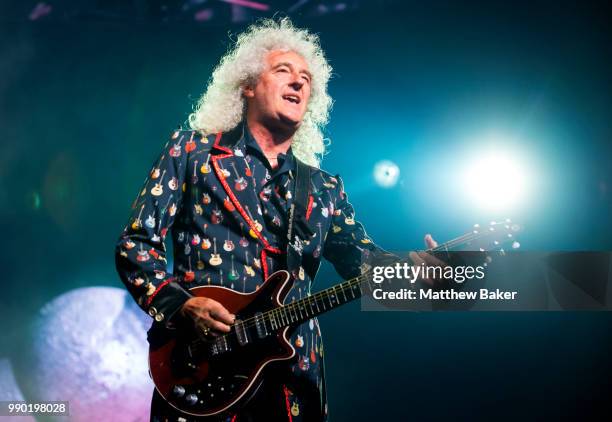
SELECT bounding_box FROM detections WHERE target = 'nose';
[288,73,304,91]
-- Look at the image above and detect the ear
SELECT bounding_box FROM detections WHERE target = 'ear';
[242,84,255,99]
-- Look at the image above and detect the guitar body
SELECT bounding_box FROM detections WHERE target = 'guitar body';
[149,271,296,417]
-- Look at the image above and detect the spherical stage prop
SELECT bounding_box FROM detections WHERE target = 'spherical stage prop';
[18,287,153,421]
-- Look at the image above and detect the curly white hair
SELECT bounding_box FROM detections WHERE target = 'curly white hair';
[188,18,333,167]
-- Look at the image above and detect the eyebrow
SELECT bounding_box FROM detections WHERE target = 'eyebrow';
[273,62,312,80]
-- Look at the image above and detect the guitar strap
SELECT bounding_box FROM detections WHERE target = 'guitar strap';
[286,159,315,278]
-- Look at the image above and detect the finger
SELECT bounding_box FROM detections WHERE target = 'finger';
[408,252,433,285]
[417,251,446,268]
[409,251,424,266]
[206,318,232,333]
[195,320,215,336]
[409,251,434,286]
[424,234,438,249]
[209,302,236,325]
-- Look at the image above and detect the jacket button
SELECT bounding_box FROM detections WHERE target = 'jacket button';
[148,307,157,317]
[154,313,165,322]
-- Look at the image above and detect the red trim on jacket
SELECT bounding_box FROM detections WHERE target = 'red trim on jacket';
[305,195,314,221]
[211,131,230,153]
[283,385,294,422]
[261,249,270,279]
[145,278,172,306]
[211,131,284,277]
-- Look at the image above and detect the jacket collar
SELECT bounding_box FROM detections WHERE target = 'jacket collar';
[213,123,296,177]
[212,124,244,155]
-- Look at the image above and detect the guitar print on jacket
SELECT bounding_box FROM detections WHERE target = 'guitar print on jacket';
[116,126,402,419]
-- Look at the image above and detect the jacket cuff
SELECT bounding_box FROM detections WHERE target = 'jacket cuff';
[145,279,192,328]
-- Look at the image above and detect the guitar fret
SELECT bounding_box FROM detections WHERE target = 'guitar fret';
[334,285,342,305]
[277,309,283,327]
[309,298,316,314]
[287,305,294,323]
[341,284,348,302]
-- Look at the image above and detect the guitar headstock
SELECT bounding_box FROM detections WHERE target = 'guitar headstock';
[426,219,522,270]
[470,219,522,253]
[432,218,522,253]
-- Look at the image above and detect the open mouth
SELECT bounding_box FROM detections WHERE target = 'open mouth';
[282,94,301,104]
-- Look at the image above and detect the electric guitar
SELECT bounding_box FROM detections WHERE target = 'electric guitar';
[149,220,521,417]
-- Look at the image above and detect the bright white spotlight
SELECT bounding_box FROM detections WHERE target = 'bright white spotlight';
[462,150,529,212]
[373,160,400,188]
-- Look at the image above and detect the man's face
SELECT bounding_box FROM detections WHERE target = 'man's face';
[244,50,312,130]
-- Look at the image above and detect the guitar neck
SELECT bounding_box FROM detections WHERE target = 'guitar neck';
[264,226,509,329]
[269,275,367,329]
[199,221,520,361]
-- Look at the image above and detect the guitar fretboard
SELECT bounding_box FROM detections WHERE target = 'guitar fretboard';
[202,227,502,356]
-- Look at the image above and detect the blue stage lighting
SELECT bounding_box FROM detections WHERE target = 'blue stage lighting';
[461,149,530,212]
[373,160,400,188]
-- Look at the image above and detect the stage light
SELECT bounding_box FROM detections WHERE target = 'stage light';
[373,160,400,188]
[461,149,529,212]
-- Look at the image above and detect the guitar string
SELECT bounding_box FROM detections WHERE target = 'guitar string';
[196,228,495,351]
[191,228,503,352]
[195,227,502,352]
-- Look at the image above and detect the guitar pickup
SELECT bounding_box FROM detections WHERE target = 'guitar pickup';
[234,319,250,346]
[254,312,269,338]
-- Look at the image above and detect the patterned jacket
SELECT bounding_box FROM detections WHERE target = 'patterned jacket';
[115,124,384,420]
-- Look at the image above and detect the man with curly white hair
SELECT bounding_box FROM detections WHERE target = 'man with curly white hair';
[117,17,438,422]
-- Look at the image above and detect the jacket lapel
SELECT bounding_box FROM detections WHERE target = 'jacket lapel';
[210,128,280,255]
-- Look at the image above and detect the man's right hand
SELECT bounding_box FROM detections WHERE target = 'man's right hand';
[180,297,236,335]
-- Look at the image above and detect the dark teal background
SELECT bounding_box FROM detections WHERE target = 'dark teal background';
[1,1,611,420]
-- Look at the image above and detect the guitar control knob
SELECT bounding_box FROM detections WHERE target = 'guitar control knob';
[172,385,186,397]
[185,394,198,405]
